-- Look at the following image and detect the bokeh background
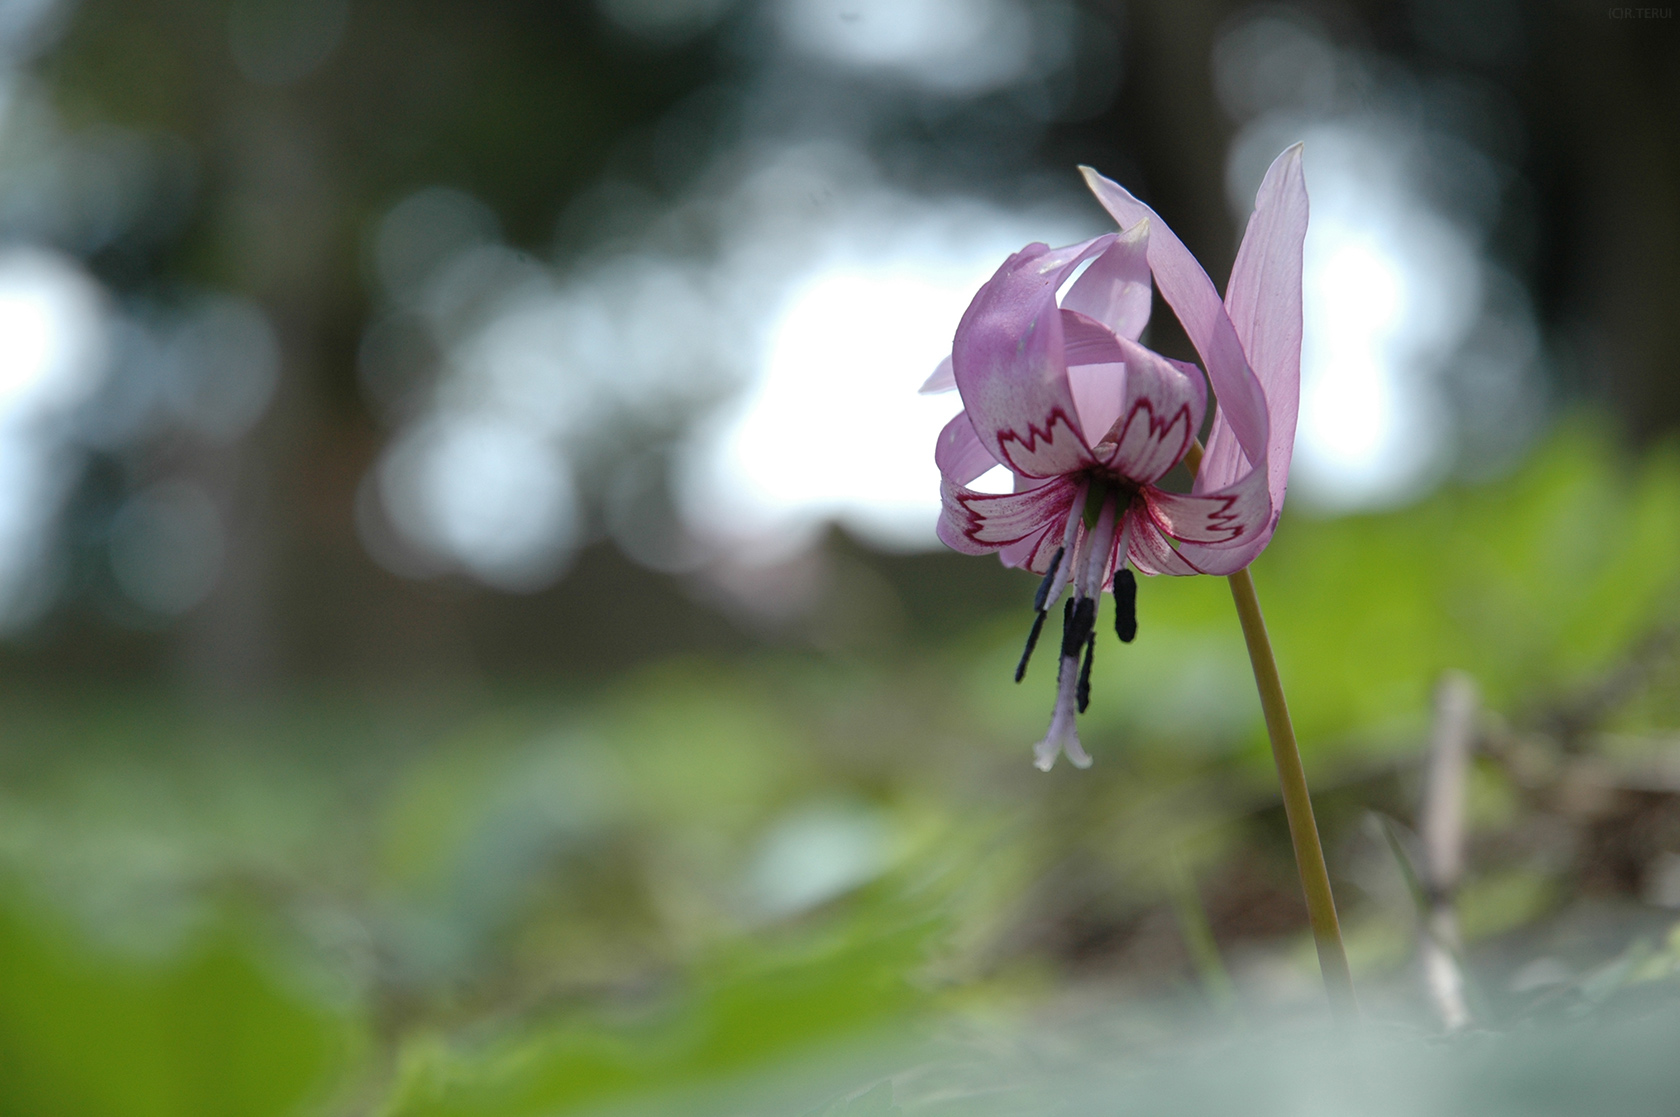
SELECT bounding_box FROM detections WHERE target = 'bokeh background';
[0,0,1677,1113]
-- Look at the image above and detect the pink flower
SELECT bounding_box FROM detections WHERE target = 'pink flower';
[927,146,1308,770]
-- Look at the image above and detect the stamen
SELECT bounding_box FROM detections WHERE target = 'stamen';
[1076,630,1095,713]
[1032,547,1065,613]
[1017,546,1071,684]
[1014,609,1048,683]
[1061,595,1096,658]
[1114,567,1138,643]
[1040,493,1086,616]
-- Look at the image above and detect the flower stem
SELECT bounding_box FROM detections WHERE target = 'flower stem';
[1186,443,1357,1019]
[1227,566,1357,1019]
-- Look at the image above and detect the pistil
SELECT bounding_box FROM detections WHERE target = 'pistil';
[1033,491,1117,770]
[1034,637,1092,771]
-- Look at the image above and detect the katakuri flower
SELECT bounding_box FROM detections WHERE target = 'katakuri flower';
[924,145,1308,770]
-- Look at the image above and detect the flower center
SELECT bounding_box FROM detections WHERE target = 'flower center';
[1080,470,1140,526]
[1014,477,1140,705]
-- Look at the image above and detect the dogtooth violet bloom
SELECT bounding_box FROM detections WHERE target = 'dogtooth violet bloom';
[923,145,1308,771]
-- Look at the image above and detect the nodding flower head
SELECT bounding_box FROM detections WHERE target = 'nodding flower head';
[924,145,1308,770]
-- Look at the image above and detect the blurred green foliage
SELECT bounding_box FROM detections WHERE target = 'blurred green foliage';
[4,422,1680,1115]
[0,897,352,1117]
[384,900,937,1117]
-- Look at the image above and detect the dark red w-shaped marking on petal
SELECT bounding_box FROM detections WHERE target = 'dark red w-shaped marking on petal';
[1194,492,1246,540]
[1109,398,1195,483]
[946,476,1078,548]
[993,407,1086,477]
[1143,486,1248,544]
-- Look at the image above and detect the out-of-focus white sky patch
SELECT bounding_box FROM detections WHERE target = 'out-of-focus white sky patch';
[0,246,107,626]
[676,149,1091,557]
[376,411,580,593]
[372,141,1093,581]
[779,0,1045,95]
[692,260,996,555]
[1300,232,1409,478]
[0,247,106,420]
[704,268,971,551]
[1289,128,1483,507]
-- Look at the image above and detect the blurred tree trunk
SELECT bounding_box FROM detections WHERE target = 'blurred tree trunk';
[177,103,337,699]
[1538,13,1680,441]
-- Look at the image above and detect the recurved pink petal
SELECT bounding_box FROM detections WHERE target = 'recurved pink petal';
[951,237,1115,478]
[1203,143,1307,532]
[935,410,999,486]
[938,474,1078,556]
[1100,336,1206,484]
[1124,506,1201,576]
[919,355,956,394]
[1078,167,1270,484]
[1142,459,1270,547]
[1062,219,1152,342]
[935,515,996,556]
[1066,360,1124,456]
[1060,309,1128,444]
[999,523,1063,572]
[1060,310,1126,366]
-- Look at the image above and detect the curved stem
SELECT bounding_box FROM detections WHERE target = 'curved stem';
[1228,567,1357,1019]
[1186,443,1357,1020]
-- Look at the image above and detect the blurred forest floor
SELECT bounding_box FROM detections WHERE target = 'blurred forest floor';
[7,420,1680,1115]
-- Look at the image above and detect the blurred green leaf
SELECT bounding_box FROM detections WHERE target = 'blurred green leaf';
[0,893,353,1117]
